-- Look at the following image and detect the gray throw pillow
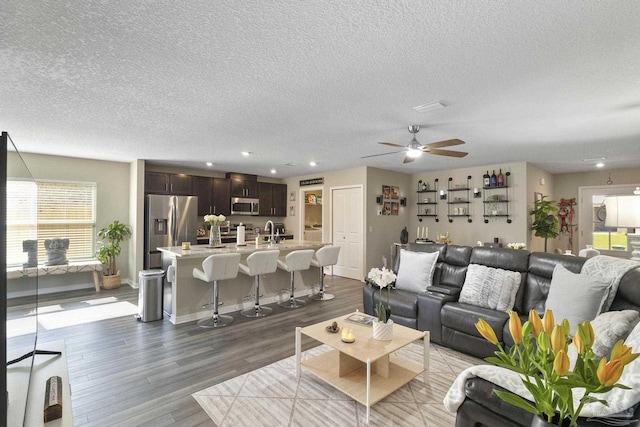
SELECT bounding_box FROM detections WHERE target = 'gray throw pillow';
[590,310,640,359]
[459,264,521,311]
[545,264,612,334]
[395,249,439,293]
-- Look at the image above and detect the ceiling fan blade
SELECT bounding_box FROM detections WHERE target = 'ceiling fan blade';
[378,142,407,148]
[402,154,415,164]
[425,138,465,149]
[424,148,468,158]
[360,150,405,159]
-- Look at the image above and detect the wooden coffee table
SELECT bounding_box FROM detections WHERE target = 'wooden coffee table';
[295,312,429,423]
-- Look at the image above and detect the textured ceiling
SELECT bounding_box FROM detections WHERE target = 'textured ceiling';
[2,1,640,178]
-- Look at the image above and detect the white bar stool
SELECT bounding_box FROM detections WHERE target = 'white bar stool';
[277,249,315,309]
[239,249,280,318]
[309,245,341,301]
[192,252,241,328]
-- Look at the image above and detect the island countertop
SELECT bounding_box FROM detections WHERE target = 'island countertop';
[158,240,326,259]
[159,240,330,324]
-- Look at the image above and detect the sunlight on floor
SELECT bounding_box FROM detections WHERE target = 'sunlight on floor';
[7,301,139,337]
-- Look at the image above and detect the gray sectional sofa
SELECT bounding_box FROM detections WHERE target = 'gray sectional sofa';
[362,243,640,427]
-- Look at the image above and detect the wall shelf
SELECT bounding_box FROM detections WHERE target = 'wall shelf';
[417,179,439,222]
[483,171,511,223]
[447,176,472,223]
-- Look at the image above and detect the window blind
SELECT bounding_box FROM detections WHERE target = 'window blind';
[6,180,97,266]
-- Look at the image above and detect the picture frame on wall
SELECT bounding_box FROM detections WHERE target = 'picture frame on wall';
[390,186,399,200]
[382,185,391,199]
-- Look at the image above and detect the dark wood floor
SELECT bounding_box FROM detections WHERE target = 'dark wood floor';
[7,276,364,426]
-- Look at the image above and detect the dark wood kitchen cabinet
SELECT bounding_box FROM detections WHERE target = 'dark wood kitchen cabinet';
[212,178,230,215]
[258,182,287,216]
[227,173,258,198]
[145,172,192,195]
[192,176,214,215]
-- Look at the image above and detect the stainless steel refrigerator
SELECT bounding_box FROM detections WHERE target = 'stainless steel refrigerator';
[145,194,198,269]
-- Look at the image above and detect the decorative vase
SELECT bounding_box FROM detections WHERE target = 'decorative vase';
[209,225,221,247]
[373,319,394,340]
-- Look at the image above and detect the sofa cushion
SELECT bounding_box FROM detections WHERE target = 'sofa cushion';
[441,302,509,341]
[545,264,612,333]
[395,249,438,293]
[459,264,521,311]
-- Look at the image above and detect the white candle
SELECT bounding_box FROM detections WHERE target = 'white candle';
[425,227,428,239]
[417,227,420,239]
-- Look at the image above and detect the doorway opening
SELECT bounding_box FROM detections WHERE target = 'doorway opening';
[300,187,323,242]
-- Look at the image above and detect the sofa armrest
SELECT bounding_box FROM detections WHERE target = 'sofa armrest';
[427,285,461,297]
[417,292,458,343]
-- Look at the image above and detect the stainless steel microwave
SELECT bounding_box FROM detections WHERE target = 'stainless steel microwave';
[231,197,259,215]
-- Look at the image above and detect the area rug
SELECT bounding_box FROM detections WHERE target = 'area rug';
[193,341,483,426]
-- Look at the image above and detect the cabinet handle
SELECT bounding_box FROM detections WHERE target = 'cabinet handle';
[165,183,168,192]
[170,183,173,192]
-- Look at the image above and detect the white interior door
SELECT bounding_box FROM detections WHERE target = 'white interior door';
[331,186,363,280]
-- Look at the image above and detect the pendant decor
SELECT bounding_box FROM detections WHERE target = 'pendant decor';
[372,319,394,340]
[209,226,221,247]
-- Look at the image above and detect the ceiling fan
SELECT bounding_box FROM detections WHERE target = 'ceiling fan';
[362,125,468,164]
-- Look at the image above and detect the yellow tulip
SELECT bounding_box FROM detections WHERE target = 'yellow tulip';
[573,333,585,354]
[610,340,639,366]
[553,350,570,376]
[542,309,555,334]
[508,311,523,344]
[551,325,566,355]
[528,309,543,337]
[597,358,624,387]
[475,318,499,345]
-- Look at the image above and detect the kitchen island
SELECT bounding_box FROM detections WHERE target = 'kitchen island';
[159,241,327,325]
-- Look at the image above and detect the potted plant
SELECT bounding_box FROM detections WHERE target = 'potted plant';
[96,220,132,289]
[530,196,560,252]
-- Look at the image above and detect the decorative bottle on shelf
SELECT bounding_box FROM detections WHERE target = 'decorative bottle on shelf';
[490,170,497,187]
[497,169,504,187]
[483,171,490,188]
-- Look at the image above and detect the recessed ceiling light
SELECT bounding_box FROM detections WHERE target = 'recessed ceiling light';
[270,169,277,174]
[309,161,317,166]
[205,162,213,167]
[412,101,445,114]
[241,151,251,156]
[596,162,605,168]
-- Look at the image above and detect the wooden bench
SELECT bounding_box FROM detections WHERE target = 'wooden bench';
[7,260,104,292]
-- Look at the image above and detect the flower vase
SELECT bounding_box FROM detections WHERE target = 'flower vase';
[209,225,221,247]
[372,319,394,340]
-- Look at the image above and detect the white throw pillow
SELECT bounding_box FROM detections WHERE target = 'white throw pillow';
[545,264,612,334]
[568,310,640,362]
[459,264,521,311]
[395,249,439,293]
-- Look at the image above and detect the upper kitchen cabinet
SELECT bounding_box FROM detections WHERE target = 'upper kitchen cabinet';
[212,178,230,215]
[145,172,192,195]
[192,176,214,215]
[258,182,287,216]
[227,172,258,198]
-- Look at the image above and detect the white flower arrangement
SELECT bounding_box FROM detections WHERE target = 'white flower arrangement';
[367,267,397,323]
[204,214,226,226]
[507,242,526,250]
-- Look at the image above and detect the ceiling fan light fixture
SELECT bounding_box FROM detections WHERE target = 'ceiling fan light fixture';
[407,148,422,158]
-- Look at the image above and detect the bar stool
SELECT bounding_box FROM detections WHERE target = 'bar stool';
[277,249,315,308]
[192,252,241,328]
[239,249,280,318]
[309,245,341,301]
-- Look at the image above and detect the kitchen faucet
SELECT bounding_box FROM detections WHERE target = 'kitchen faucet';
[265,220,275,244]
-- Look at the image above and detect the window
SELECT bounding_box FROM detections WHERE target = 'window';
[6,180,97,266]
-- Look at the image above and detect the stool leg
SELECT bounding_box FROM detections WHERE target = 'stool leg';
[241,275,273,318]
[278,271,306,308]
[309,266,335,301]
[198,280,234,328]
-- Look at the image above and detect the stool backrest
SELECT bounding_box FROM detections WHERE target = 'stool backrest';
[284,249,315,271]
[246,250,280,275]
[314,245,341,267]
[201,252,241,281]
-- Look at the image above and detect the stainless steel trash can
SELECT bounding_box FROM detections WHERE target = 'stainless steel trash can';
[136,269,164,322]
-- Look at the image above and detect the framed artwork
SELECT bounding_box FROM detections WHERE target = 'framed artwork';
[380,184,401,215]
